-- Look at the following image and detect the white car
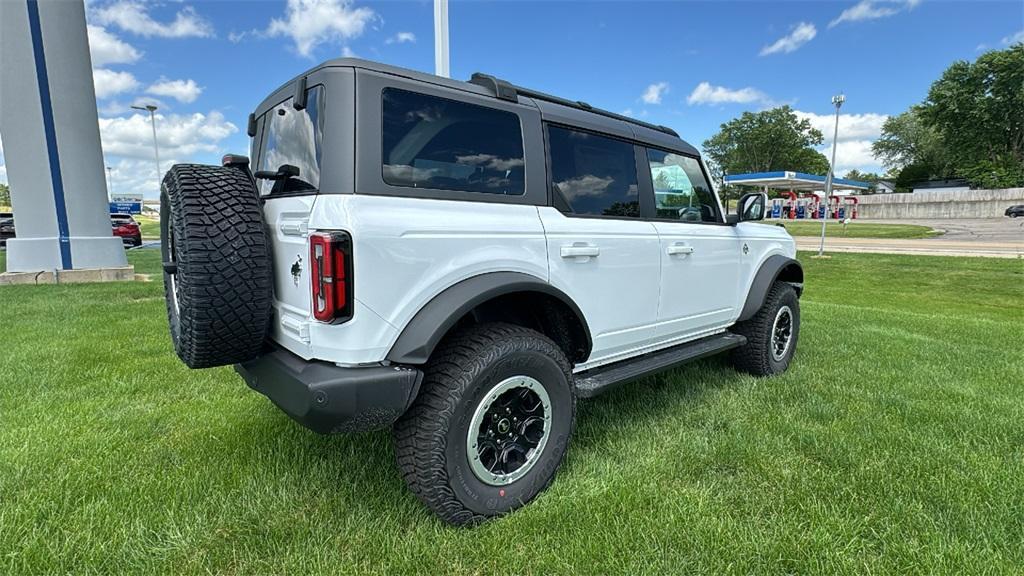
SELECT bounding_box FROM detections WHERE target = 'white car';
[160,59,803,525]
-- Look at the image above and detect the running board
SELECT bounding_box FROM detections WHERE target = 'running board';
[574,333,747,398]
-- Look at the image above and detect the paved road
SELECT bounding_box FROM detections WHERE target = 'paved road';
[798,218,1023,258]
[858,218,1024,243]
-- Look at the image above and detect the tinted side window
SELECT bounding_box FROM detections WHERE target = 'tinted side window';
[647,149,719,223]
[258,85,324,195]
[548,126,640,218]
[382,88,525,196]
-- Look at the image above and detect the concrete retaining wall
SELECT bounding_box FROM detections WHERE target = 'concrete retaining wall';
[856,188,1024,219]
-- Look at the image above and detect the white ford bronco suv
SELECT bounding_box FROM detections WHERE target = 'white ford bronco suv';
[160,59,802,525]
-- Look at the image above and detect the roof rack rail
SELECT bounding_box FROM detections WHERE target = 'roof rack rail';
[469,72,679,138]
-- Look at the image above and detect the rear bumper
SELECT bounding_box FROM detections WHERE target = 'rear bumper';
[235,348,423,434]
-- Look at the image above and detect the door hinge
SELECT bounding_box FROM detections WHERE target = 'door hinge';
[279,219,309,237]
[280,315,310,344]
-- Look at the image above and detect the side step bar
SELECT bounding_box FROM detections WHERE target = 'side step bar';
[574,333,747,399]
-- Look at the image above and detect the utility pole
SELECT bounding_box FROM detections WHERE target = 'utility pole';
[434,0,450,78]
[818,94,844,257]
[106,166,113,196]
[131,104,161,198]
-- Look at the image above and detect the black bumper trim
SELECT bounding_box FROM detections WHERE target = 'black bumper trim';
[235,348,423,434]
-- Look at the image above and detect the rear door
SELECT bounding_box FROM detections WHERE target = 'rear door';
[540,124,661,369]
[253,69,351,353]
[642,148,741,341]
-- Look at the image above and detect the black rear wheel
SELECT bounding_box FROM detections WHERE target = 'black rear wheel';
[393,323,575,525]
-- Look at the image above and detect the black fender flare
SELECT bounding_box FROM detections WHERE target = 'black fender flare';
[737,255,804,322]
[386,272,592,365]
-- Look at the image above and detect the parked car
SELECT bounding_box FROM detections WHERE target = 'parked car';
[111,213,142,247]
[1005,205,1024,218]
[159,59,802,525]
[0,212,14,248]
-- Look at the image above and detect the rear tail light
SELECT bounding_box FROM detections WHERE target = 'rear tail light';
[309,231,353,323]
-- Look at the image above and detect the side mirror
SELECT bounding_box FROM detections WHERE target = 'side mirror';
[728,192,768,225]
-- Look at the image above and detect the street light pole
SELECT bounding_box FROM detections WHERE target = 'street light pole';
[817,94,844,257]
[434,0,450,78]
[106,166,113,196]
[131,104,161,198]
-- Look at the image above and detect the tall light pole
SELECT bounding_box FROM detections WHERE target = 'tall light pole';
[817,94,844,257]
[434,0,450,78]
[131,104,160,198]
[106,166,113,196]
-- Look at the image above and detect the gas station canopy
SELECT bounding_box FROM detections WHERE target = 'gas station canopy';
[724,171,870,192]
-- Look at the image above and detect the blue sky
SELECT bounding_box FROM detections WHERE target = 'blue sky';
[1,0,1020,199]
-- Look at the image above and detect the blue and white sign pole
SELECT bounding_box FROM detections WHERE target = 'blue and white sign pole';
[0,0,127,273]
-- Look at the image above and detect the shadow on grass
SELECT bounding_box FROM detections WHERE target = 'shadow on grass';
[210,355,751,526]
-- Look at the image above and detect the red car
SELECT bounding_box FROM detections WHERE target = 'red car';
[111,213,142,247]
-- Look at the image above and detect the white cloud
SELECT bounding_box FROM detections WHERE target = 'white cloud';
[93,69,140,100]
[828,0,919,29]
[1002,29,1024,45]
[386,31,416,44]
[794,110,889,142]
[146,78,202,104]
[87,25,141,66]
[687,82,769,105]
[795,110,890,174]
[92,1,213,38]
[760,22,817,55]
[641,82,669,105]
[267,0,376,57]
[98,111,237,162]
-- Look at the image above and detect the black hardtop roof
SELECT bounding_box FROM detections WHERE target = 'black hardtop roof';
[256,58,700,157]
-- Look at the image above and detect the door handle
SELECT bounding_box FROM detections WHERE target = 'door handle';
[560,244,600,258]
[667,243,694,256]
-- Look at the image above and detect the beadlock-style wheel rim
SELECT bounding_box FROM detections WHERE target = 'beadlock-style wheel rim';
[771,305,794,361]
[467,375,551,486]
[167,208,180,315]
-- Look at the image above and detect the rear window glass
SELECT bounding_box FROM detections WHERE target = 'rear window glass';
[257,85,324,195]
[547,126,640,218]
[381,88,525,196]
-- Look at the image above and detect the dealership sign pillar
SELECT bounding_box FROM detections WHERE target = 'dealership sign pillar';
[0,0,127,273]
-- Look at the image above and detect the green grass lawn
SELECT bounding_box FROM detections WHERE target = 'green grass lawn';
[779,220,941,239]
[136,214,161,239]
[2,251,1023,574]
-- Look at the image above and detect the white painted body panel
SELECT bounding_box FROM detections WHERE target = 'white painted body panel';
[651,222,741,340]
[264,197,796,370]
[537,207,662,366]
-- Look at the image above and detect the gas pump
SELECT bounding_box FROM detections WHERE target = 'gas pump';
[809,192,823,219]
[844,196,859,219]
[782,191,797,219]
[770,198,783,219]
[829,195,842,219]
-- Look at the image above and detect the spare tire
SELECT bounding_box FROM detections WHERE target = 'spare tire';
[160,164,273,369]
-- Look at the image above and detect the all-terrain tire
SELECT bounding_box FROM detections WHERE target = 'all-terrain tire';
[393,323,575,526]
[730,281,800,376]
[161,164,273,369]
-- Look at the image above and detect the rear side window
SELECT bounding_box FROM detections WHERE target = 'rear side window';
[547,126,640,218]
[647,149,719,223]
[257,85,324,195]
[381,88,525,196]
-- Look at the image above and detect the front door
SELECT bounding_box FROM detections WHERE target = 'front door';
[644,148,740,343]
[540,125,661,368]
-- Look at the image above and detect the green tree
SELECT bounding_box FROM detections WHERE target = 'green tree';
[920,44,1024,188]
[703,106,829,185]
[871,107,952,178]
[0,182,10,207]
